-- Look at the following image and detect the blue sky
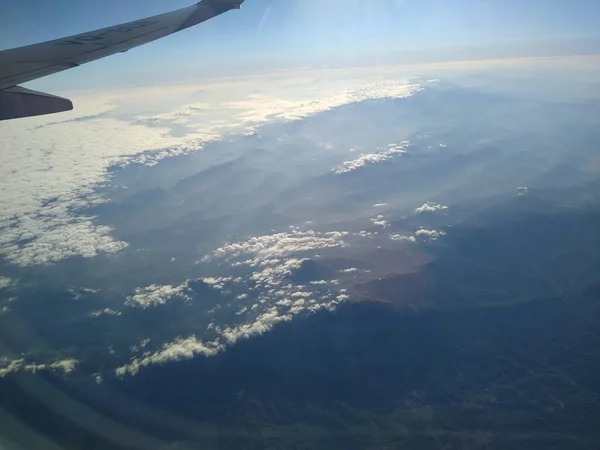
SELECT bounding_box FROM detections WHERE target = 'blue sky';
[1,0,599,90]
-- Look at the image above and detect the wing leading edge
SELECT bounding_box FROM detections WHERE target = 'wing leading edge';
[0,0,244,120]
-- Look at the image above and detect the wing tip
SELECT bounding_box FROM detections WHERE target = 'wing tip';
[0,86,73,121]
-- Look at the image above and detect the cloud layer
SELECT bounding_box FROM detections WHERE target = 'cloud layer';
[0,75,420,266]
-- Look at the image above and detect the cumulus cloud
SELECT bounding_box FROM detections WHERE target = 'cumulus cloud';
[125,284,191,308]
[335,141,410,174]
[0,218,129,266]
[415,202,449,213]
[120,228,342,372]
[116,287,350,377]
[115,228,351,373]
[415,228,446,240]
[371,215,390,229]
[212,230,348,264]
[207,230,348,306]
[221,307,292,345]
[116,336,221,376]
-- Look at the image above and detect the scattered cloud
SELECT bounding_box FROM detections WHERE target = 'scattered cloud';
[390,234,417,242]
[0,357,78,378]
[371,215,390,229]
[91,308,122,317]
[335,141,410,174]
[116,336,221,377]
[415,202,449,213]
[415,228,446,240]
[221,307,292,345]
[111,227,351,375]
[211,230,348,264]
[125,284,191,308]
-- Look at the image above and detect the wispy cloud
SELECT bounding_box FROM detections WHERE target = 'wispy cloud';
[0,357,78,378]
[0,277,11,290]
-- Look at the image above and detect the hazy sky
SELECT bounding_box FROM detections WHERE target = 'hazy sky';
[1,0,599,89]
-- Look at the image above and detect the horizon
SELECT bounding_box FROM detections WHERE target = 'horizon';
[1,0,599,91]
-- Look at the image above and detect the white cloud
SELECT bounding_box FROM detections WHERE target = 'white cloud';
[118,228,348,370]
[335,141,410,174]
[125,283,190,308]
[91,308,122,317]
[415,228,446,240]
[207,230,349,315]
[202,277,231,285]
[0,72,420,267]
[415,202,449,213]
[250,258,306,289]
[221,307,292,345]
[212,230,348,264]
[0,277,11,290]
[340,268,358,273]
[371,215,390,229]
[0,103,184,266]
[0,357,78,378]
[116,336,221,377]
[390,234,417,242]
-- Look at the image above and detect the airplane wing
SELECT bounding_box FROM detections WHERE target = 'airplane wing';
[0,0,245,120]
